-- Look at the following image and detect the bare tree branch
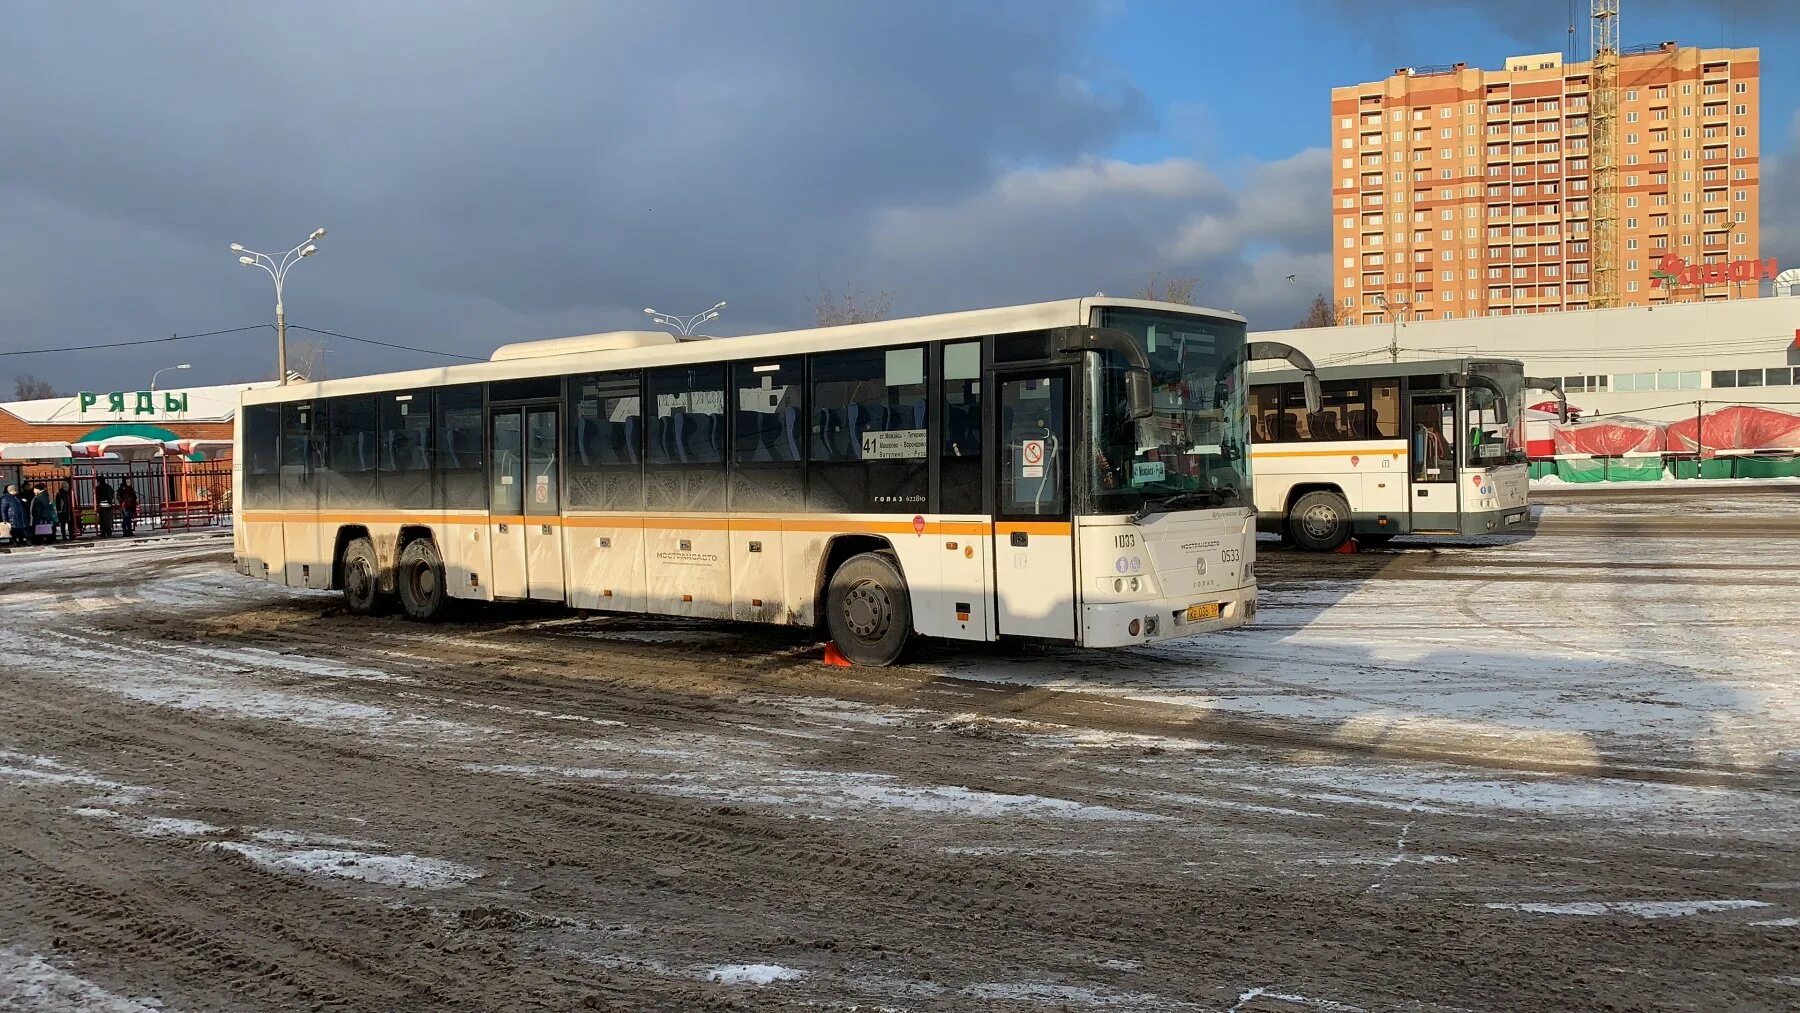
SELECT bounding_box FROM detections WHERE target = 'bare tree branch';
[806,284,893,327]
[1133,272,1201,305]
[1294,293,1339,329]
[13,374,61,400]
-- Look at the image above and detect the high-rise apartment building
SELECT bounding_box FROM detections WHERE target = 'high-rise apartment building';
[1331,43,1760,326]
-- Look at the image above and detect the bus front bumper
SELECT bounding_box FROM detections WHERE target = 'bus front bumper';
[1080,583,1257,648]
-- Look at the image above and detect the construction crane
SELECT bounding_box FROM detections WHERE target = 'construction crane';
[1589,0,1621,308]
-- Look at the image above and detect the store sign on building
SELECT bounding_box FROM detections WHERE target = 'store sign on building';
[78,391,191,416]
[1649,255,1781,290]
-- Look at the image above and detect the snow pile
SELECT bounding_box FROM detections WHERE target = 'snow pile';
[705,964,803,985]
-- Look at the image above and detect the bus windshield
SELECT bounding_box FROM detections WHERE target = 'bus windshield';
[1465,359,1527,466]
[1086,308,1249,515]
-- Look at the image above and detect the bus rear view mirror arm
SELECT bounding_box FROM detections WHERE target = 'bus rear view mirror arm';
[1237,341,1322,414]
[1055,326,1156,422]
[1525,376,1568,423]
[1451,373,1511,424]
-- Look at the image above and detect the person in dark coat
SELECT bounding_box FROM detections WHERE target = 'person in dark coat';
[2,485,28,546]
[95,477,115,538]
[30,484,58,546]
[118,480,138,537]
[53,483,75,542]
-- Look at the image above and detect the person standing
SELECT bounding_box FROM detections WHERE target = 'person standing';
[118,480,138,537]
[95,476,115,538]
[30,484,57,546]
[53,483,75,542]
[2,485,27,547]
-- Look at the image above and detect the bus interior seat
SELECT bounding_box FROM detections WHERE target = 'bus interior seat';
[1278,412,1302,441]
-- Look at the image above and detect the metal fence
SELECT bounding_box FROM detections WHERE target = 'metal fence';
[2,460,231,536]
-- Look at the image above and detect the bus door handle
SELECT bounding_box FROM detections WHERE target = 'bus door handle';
[1010,531,1029,547]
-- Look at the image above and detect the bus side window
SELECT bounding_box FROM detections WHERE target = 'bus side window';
[940,340,982,513]
[730,358,804,511]
[1369,384,1400,438]
[379,390,434,510]
[808,347,928,513]
[567,371,645,512]
[244,404,282,509]
[437,384,486,510]
[1248,386,1282,444]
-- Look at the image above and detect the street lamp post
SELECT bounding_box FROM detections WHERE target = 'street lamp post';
[1374,292,1408,363]
[229,228,326,384]
[644,301,726,339]
[150,363,191,393]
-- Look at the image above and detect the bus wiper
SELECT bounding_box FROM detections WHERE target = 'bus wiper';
[1129,490,1227,523]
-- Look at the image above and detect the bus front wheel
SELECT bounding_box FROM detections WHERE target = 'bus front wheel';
[1287,490,1353,552]
[826,552,912,666]
[397,538,450,622]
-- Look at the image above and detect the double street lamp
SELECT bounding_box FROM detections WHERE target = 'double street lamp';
[644,301,726,339]
[230,228,326,384]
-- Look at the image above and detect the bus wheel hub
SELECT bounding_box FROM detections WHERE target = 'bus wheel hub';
[1302,504,1340,537]
[843,581,890,640]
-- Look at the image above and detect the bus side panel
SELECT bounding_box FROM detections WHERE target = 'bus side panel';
[885,526,944,638]
[927,519,991,642]
[780,527,830,628]
[730,526,786,624]
[438,517,495,602]
[646,522,731,619]
[564,516,647,613]
[241,516,286,583]
[283,517,326,588]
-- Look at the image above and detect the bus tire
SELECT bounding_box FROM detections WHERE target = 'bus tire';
[825,552,912,667]
[340,536,389,616]
[396,537,450,622]
[1287,490,1352,552]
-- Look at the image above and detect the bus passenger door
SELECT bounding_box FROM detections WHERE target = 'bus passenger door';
[488,408,529,598]
[992,371,1075,640]
[1407,392,1460,532]
[523,406,566,600]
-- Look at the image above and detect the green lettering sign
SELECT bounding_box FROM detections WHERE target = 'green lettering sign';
[79,392,98,412]
[107,392,126,412]
[134,391,155,415]
[163,392,188,414]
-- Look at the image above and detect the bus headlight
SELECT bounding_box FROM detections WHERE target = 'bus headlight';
[1114,578,1124,593]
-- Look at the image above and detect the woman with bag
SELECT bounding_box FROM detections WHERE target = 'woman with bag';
[30,484,58,545]
[2,485,28,546]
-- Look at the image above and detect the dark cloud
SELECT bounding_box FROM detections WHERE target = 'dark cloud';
[0,2,1148,387]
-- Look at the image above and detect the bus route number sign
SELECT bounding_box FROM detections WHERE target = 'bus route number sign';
[1021,439,1045,478]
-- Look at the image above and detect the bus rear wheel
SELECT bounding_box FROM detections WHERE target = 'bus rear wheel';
[397,537,450,622]
[826,552,912,667]
[1287,490,1353,552]
[340,536,389,616]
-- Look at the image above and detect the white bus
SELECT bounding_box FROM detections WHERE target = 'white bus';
[1247,358,1561,551]
[233,298,1319,664]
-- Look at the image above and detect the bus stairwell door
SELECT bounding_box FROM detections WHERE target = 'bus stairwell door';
[1407,392,1461,533]
[523,406,566,600]
[488,409,529,597]
[992,372,1075,640]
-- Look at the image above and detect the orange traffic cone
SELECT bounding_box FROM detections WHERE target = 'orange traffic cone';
[1334,538,1359,554]
[822,642,854,667]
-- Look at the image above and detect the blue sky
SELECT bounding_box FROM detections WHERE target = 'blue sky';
[1099,0,1797,169]
[0,1,1795,392]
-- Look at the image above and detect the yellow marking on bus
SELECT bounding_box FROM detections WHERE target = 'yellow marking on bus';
[994,521,1072,536]
[241,510,1057,539]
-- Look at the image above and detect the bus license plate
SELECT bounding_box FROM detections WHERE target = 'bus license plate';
[1185,602,1220,623]
[1505,511,1525,525]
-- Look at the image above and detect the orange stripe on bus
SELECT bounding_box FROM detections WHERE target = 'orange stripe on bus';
[994,521,1072,536]
[1250,448,1409,459]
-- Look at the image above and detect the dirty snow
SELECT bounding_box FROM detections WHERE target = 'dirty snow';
[705,963,804,985]
[0,947,165,1013]
[208,842,481,890]
[1484,899,1772,918]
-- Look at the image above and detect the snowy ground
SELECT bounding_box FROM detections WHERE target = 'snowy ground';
[2,500,1797,1011]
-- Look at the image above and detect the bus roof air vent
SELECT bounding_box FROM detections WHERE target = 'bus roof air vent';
[489,330,679,362]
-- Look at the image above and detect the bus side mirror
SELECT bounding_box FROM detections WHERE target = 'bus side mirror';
[1125,368,1154,422]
